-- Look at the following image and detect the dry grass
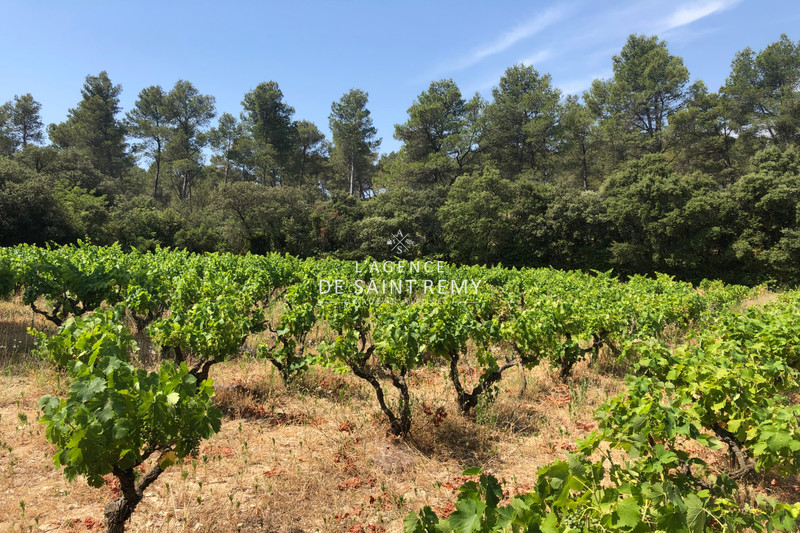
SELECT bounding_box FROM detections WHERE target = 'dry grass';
[0,296,795,532]
[734,286,780,312]
[0,296,56,366]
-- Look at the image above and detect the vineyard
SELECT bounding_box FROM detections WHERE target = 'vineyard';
[0,242,799,532]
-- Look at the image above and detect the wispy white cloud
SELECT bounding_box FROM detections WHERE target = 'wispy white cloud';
[448,5,569,73]
[465,50,553,93]
[661,0,740,31]
[415,0,741,95]
[466,68,509,93]
[558,70,611,97]
[520,49,552,68]
[662,25,723,45]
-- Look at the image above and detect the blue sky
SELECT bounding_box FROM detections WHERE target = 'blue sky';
[1,0,798,154]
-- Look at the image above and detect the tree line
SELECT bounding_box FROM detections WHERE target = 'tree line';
[1,33,799,285]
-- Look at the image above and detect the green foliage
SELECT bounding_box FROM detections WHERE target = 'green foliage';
[0,102,13,156]
[35,308,222,488]
[329,88,380,198]
[359,184,448,259]
[392,78,483,187]
[408,287,800,532]
[482,64,561,177]
[126,85,170,198]
[723,34,800,148]
[5,29,800,528]
[258,276,318,381]
[587,34,690,156]
[0,252,15,299]
[54,184,109,241]
[207,112,248,184]
[1,93,45,151]
[48,71,130,179]
[407,456,800,532]
[440,167,518,265]
[15,241,127,325]
[7,243,792,530]
[290,119,329,187]
[162,80,216,200]
[669,81,737,179]
[146,255,267,364]
[604,154,737,279]
[2,33,800,285]
[441,172,613,270]
[0,174,69,246]
[241,81,296,185]
[217,182,318,255]
[107,195,178,251]
[730,146,800,284]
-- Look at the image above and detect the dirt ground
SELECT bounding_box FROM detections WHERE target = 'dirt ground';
[0,297,792,532]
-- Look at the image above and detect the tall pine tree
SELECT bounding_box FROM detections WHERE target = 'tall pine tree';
[329,89,380,198]
[49,72,129,178]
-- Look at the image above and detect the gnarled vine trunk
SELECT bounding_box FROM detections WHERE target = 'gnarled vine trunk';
[104,461,165,532]
[449,351,518,414]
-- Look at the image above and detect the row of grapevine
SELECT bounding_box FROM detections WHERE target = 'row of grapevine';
[0,243,758,531]
[407,294,800,532]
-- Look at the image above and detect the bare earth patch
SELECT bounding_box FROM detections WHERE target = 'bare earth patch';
[1,298,777,532]
[0,351,626,532]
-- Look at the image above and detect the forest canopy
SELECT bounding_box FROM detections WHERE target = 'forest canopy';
[2,33,800,285]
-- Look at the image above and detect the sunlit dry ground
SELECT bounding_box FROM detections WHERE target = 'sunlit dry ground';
[0,297,796,532]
